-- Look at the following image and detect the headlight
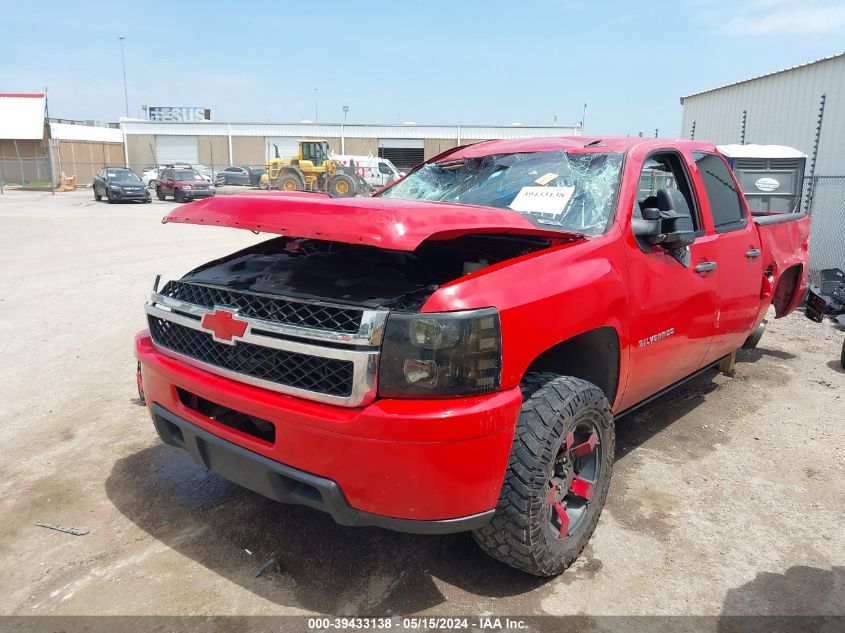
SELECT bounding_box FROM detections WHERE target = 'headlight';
[378,308,501,398]
[183,184,193,190]
[109,185,122,191]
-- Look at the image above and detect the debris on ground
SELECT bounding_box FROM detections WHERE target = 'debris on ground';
[36,522,91,536]
[253,556,281,579]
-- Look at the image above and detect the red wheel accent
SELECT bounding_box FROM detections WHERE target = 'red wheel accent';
[570,433,598,458]
[553,501,569,537]
[569,477,595,502]
[546,419,603,541]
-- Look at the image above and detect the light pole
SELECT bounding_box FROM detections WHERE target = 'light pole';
[341,106,349,153]
[118,36,129,118]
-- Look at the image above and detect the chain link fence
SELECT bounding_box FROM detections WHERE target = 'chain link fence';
[0,140,127,191]
[804,175,845,275]
[0,156,53,190]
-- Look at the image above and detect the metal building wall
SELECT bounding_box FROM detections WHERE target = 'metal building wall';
[680,54,845,175]
[123,120,584,171]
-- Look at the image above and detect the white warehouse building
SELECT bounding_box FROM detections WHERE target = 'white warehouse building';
[681,52,845,271]
[680,52,844,174]
[121,121,582,175]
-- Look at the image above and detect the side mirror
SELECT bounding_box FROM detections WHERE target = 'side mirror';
[633,189,695,250]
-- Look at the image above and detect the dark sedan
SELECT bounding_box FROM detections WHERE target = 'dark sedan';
[215,165,265,186]
[93,167,151,203]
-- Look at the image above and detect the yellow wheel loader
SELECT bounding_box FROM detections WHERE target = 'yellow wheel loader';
[260,140,369,197]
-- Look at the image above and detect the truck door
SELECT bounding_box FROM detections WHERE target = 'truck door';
[620,151,720,410]
[691,151,764,362]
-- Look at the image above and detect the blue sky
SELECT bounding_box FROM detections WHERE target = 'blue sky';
[2,0,844,136]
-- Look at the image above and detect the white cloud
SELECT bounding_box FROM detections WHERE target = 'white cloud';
[693,0,845,36]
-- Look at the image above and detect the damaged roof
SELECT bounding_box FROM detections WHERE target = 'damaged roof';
[449,136,716,156]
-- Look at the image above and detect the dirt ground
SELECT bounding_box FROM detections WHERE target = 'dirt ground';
[0,189,842,620]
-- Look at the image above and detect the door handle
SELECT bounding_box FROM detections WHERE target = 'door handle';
[695,261,718,273]
[746,248,761,258]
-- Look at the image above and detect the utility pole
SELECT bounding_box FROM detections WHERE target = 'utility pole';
[582,103,587,133]
[341,105,349,154]
[118,36,129,118]
[314,88,319,123]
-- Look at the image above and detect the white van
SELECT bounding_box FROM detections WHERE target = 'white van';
[331,154,404,190]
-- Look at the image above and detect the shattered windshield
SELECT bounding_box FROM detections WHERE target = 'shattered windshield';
[378,150,624,235]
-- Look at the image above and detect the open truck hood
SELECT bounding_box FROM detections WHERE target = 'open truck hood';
[162,193,578,251]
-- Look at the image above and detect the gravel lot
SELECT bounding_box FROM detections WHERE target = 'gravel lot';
[0,190,842,621]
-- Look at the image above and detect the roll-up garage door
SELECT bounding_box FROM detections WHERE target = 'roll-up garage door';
[265,137,300,161]
[378,138,424,171]
[156,136,199,165]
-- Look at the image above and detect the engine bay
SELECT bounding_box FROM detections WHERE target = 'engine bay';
[180,234,557,311]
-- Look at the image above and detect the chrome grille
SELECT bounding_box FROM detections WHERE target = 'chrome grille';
[160,281,362,333]
[148,316,354,397]
[145,279,385,407]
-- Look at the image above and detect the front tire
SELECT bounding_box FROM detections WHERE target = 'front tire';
[174,189,184,203]
[156,187,166,201]
[94,189,101,201]
[473,373,614,576]
[329,173,356,198]
[276,172,303,192]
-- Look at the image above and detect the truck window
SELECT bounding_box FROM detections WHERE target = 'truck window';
[635,152,701,232]
[378,162,393,175]
[693,152,747,232]
[638,160,676,199]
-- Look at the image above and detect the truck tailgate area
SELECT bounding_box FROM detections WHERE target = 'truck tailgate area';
[754,212,811,317]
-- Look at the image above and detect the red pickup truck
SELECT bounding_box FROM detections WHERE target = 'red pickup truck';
[135,137,809,576]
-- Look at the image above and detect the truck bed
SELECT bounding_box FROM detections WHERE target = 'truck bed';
[751,210,808,225]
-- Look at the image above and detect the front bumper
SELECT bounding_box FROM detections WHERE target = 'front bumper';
[181,189,215,199]
[151,404,494,533]
[111,189,150,200]
[135,332,521,531]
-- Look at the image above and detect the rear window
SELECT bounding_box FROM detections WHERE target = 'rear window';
[694,152,746,231]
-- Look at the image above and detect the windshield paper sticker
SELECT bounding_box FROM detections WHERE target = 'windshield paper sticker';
[509,186,574,216]
[534,172,559,186]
